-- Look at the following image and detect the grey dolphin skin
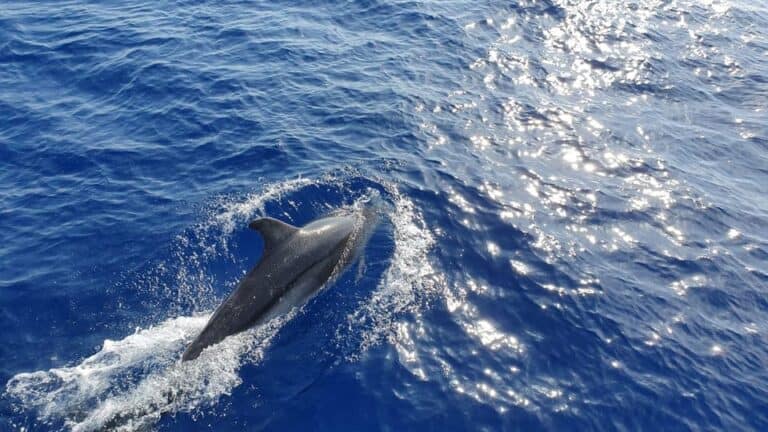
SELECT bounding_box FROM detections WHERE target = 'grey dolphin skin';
[182,208,377,362]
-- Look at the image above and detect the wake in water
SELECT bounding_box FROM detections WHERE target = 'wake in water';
[7,314,289,431]
[5,176,436,431]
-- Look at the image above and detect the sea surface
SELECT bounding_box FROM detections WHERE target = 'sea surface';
[1,0,767,430]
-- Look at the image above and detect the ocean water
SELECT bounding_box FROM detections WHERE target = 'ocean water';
[1,0,767,430]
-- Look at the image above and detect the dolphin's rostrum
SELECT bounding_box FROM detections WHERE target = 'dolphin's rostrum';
[182,208,376,361]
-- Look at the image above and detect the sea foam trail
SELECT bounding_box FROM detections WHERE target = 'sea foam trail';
[6,313,291,431]
[5,178,437,431]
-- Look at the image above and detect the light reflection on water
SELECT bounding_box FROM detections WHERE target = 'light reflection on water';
[406,0,766,416]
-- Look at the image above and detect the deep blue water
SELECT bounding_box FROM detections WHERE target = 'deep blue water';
[2,0,768,430]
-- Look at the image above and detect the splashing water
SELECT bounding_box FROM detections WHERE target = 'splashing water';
[344,186,439,355]
[6,309,292,431]
[5,177,436,431]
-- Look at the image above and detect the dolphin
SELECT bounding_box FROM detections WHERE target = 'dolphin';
[182,208,377,362]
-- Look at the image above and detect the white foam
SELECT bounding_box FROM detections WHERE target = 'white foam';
[205,177,313,248]
[6,312,292,431]
[345,185,439,354]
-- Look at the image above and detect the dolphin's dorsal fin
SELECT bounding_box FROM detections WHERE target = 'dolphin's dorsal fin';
[248,217,298,250]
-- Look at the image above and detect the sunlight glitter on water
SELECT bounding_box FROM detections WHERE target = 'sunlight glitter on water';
[410,0,759,418]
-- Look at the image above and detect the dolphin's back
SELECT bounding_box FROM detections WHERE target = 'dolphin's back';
[181,213,362,361]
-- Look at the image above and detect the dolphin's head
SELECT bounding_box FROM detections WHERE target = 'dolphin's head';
[301,214,354,234]
[300,206,379,263]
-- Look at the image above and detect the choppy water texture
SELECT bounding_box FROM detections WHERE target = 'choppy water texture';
[1,0,767,430]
